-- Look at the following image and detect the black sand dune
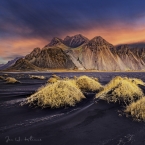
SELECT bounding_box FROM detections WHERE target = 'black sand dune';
[0,72,145,145]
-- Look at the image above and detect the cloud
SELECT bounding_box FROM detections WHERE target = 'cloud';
[1,0,145,40]
[0,0,145,63]
[0,37,47,63]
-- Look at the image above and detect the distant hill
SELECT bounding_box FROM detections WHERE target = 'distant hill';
[128,42,145,48]
[6,58,44,71]
[0,57,22,70]
[0,64,4,67]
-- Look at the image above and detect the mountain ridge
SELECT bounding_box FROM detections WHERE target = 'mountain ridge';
[4,34,145,71]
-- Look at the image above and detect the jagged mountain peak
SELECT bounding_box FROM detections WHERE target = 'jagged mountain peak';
[64,34,88,40]
[47,37,63,47]
[31,47,41,54]
[63,34,89,48]
[33,47,41,51]
[92,36,104,40]
[90,36,112,44]
[87,36,113,48]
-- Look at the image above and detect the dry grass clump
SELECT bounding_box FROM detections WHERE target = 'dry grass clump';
[29,75,45,80]
[91,77,99,82]
[5,77,20,83]
[125,97,145,121]
[76,75,103,92]
[65,79,78,88]
[47,74,61,83]
[21,80,85,108]
[47,77,58,83]
[3,74,8,77]
[0,76,5,80]
[63,77,69,80]
[51,74,60,80]
[96,76,144,104]
[74,76,77,80]
[129,78,145,86]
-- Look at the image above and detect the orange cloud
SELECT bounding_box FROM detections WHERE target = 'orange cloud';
[0,38,48,61]
[1,24,145,63]
[87,28,145,45]
[66,21,145,45]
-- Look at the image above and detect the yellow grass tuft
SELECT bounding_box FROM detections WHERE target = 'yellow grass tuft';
[125,97,145,121]
[21,80,85,108]
[0,76,5,80]
[5,77,20,83]
[3,74,8,77]
[91,77,99,82]
[29,75,45,80]
[129,78,145,86]
[47,77,58,83]
[63,77,69,80]
[76,75,103,92]
[96,76,144,104]
[73,76,77,80]
[47,74,61,83]
[51,74,60,80]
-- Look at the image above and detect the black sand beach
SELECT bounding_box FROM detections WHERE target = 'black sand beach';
[1,72,145,145]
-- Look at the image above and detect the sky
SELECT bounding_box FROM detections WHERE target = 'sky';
[0,0,145,63]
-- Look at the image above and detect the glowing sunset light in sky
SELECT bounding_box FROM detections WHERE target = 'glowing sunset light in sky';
[0,0,145,63]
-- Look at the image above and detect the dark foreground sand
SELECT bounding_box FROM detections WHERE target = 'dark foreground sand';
[0,72,145,145]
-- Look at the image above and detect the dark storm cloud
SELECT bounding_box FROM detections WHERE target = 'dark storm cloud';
[1,0,145,41]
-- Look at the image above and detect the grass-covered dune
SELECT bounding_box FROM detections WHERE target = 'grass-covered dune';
[21,80,85,108]
[0,76,5,80]
[47,74,61,83]
[22,75,103,108]
[76,75,103,92]
[96,76,144,104]
[0,75,20,83]
[51,74,60,80]
[21,74,145,122]
[125,97,145,121]
[5,77,20,83]
[29,75,45,80]
[47,77,58,83]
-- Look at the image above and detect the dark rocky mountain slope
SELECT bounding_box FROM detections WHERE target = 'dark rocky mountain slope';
[6,58,43,71]
[25,47,76,69]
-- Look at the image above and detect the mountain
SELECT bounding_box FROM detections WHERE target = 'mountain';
[5,35,145,71]
[66,36,124,70]
[126,42,145,48]
[25,47,76,69]
[44,37,69,51]
[66,36,145,71]
[131,47,145,63]
[6,58,43,71]
[115,45,145,70]
[63,34,89,48]
[46,37,63,47]
[25,47,41,62]
[0,57,23,70]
